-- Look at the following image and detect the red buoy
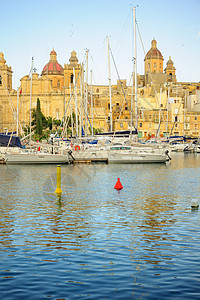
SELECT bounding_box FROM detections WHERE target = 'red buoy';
[114,178,123,190]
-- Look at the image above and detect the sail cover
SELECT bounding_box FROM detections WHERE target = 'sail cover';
[0,134,22,148]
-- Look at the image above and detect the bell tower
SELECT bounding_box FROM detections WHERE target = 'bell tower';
[0,52,13,93]
[164,56,176,83]
[64,51,82,89]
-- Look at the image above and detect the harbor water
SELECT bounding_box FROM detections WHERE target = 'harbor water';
[0,153,200,299]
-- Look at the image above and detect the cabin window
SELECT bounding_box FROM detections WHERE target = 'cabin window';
[0,75,2,85]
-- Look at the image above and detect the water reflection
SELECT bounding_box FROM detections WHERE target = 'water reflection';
[0,154,200,299]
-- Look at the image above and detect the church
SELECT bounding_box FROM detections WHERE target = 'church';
[0,39,199,138]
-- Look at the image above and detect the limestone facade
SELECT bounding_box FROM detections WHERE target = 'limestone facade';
[0,39,200,139]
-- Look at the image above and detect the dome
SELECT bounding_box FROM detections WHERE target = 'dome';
[145,39,163,60]
[42,49,64,75]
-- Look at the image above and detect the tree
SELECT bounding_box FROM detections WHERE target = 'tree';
[36,98,43,135]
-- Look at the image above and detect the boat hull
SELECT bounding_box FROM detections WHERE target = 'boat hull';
[5,153,69,164]
[108,153,167,163]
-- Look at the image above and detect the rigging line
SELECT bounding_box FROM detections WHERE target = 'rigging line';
[136,22,168,133]
[113,10,131,57]
[60,68,81,133]
[109,47,136,129]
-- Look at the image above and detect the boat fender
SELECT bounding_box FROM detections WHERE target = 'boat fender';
[75,145,81,151]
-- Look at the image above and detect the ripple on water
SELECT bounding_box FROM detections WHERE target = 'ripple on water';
[0,155,200,299]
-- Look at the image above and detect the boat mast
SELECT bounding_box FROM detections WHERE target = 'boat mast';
[70,83,73,137]
[133,7,138,132]
[158,87,162,137]
[85,49,89,137]
[29,57,34,142]
[183,89,186,136]
[90,70,94,136]
[73,67,78,136]
[106,36,112,132]
[79,63,84,138]
[16,87,19,136]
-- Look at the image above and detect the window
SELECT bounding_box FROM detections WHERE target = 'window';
[139,123,142,127]
[116,102,119,106]
[149,115,151,119]
[154,63,156,68]
[195,116,197,121]
[175,116,178,122]
[108,103,110,109]
[57,81,60,87]
[0,75,1,85]
[120,123,123,128]
[125,106,128,110]
[70,74,74,84]
[160,104,163,108]
[148,63,150,70]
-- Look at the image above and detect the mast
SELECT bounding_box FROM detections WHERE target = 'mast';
[183,89,186,136]
[85,49,89,136]
[167,86,169,136]
[16,87,19,136]
[159,87,162,137]
[29,57,34,142]
[133,7,138,132]
[90,70,93,136]
[79,63,84,138]
[70,83,73,137]
[73,67,78,136]
[106,36,112,132]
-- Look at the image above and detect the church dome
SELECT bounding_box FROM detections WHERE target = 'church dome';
[145,39,163,60]
[42,49,64,75]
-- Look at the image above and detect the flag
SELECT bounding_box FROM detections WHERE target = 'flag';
[19,88,22,95]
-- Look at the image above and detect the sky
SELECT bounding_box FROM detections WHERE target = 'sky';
[1,0,200,89]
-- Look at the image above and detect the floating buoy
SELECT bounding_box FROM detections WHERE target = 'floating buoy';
[114,178,123,190]
[191,199,199,208]
[55,165,62,196]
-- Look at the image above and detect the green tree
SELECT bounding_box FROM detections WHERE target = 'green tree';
[36,98,43,135]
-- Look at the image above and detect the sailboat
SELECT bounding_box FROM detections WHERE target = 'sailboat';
[106,7,170,164]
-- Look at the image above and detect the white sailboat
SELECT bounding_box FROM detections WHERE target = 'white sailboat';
[5,150,69,164]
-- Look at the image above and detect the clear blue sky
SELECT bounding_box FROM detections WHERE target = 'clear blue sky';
[1,0,200,89]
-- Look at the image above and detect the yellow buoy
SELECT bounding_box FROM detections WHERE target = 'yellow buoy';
[55,165,62,196]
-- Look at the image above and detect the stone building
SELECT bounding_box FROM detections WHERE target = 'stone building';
[0,39,200,139]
